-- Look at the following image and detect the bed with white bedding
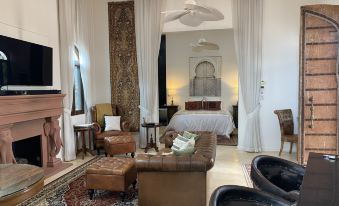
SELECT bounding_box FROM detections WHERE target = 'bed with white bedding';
[165,110,235,137]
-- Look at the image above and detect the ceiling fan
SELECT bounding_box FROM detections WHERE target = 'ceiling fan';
[191,38,219,52]
[162,0,224,27]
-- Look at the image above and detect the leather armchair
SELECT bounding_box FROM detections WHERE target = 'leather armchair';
[251,155,305,203]
[91,104,131,154]
[209,185,291,206]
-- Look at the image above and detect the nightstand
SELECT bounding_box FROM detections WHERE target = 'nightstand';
[159,105,179,126]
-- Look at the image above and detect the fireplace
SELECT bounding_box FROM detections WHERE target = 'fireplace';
[13,135,42,167]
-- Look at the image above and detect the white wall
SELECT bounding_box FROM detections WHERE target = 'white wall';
[239,0,339,152]
[0,0,61,89]
[166,29,238,111]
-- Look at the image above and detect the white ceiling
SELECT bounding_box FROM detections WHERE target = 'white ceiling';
[162,0,233,33]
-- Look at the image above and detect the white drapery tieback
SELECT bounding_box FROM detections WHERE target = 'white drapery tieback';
[247,105,260,119]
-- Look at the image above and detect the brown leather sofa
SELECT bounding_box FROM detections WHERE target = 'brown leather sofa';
[136,131,217,206]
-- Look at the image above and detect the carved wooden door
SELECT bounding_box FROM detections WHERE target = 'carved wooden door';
[299,5,339,164]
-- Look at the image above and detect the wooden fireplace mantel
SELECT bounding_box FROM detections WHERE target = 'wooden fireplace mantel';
[0,94,65,168]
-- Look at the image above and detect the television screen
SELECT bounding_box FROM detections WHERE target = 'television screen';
[0,35,53,86]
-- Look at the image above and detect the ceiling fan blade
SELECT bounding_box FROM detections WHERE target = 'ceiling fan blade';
[162,10,189,22]
[204,7,224,20]
[179,12,203,27]
[192,46,203,52]
[185,3,213,14]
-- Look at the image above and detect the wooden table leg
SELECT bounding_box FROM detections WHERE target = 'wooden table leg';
[82,131,86,159]
[154,127,159,152]
[144,128,149,153]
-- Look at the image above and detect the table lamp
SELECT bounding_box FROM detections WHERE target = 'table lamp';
[167,89,176,105]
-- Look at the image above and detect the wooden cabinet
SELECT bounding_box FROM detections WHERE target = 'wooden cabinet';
[299,5,339,164]
[159,105,179,126]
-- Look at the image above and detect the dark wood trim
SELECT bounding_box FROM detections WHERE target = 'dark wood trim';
[306,57,337,61]
[306,41,338,45]
[305,73,337,76]
[305,26,335,30]
[305,88,337,91]
[305,103,337,106]
[305,133,337,136]
[305,148,337,151]
[305,118,336,121]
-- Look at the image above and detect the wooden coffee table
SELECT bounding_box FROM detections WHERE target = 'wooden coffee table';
[0,164,44,206]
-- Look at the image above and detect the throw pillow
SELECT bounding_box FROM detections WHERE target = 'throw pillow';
[104,116,121,131]
[171,134,195,155]
[183,131,199,141]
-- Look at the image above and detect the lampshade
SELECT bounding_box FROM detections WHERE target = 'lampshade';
[167,89,176,96]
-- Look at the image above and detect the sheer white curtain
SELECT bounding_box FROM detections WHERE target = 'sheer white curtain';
[75,0,94,122]
[58,0,76,161]
[135,0,164,148]
[232,0,263,152]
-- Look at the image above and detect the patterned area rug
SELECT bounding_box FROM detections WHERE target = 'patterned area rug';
[20,157,138,206]
[242,163,253,188]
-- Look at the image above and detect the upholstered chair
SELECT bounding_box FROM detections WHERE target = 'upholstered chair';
[274,109,298,156]
[251,155,305,203]
[91,103,130,154]
[209,185,291,206]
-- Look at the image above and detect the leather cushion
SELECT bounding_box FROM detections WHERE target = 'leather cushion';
[203,101,221,110]
[104,135,135,144]
[185,101,203,110]
[96,131,131,140]
[86,157,135,176]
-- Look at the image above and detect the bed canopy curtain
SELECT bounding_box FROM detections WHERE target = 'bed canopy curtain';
[75,0,94,123]
[232,0,263,152]
[58,0,76,161]
[134,0,164,148]
[59,0,94,161]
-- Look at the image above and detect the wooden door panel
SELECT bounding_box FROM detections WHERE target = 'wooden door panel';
[304,105,336,119]
[305,60,337,74]
[305,45,337,58]
[304,135,337,148]
[304,75,337,89]
[305,29,338,42]
[304,91,337,104]
[304,120,336,134]
[305,14,333,27]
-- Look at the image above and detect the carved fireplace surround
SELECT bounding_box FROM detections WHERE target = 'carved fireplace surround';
[0,94,65,168]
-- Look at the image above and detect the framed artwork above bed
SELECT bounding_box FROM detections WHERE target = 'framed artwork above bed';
[189,56,222,97]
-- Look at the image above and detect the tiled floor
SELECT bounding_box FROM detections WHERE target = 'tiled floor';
[45,138,296,205]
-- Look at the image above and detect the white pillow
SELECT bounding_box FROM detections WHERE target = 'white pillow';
[104,116,121,131]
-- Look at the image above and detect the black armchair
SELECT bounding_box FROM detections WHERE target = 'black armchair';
[250,155,305,202]
[209,185,291,206]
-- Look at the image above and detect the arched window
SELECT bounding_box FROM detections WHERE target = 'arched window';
[193,61,218,96]
[72,46,85,115]
[0,51,8,87]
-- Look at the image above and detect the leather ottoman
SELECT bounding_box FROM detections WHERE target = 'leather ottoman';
[86,157,137,200]
[104,135,136,158]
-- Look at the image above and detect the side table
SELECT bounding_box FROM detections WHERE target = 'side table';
[74,124,96,159]
[141,123,160,153]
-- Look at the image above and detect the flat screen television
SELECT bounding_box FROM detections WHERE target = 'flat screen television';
[0,35,53,86]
